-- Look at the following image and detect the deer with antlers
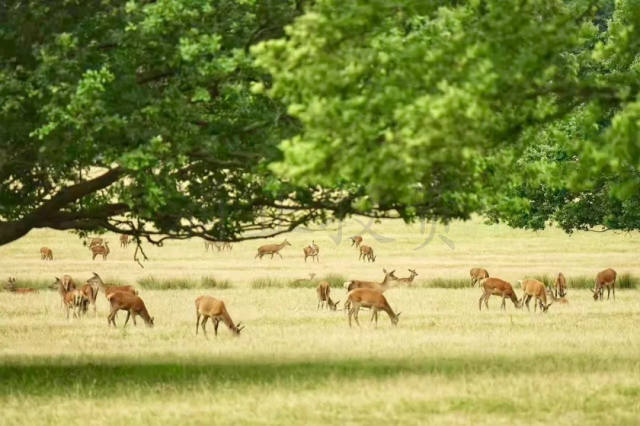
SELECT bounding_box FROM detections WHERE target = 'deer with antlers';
[470,267,489,287]
[346,288,400,328]
[358,245,375,262]
[519,279,553,312]
[478,277,521,311]
[255,239,291,260]
[40,247,53,261]
[107,292,154,327]
[393,269,418,286]
[592,268,616,301]
[316,281,339,310]
[3,277,38,294]
[195,295,244,338]
[303,241,320,263]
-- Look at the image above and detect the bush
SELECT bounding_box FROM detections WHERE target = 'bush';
[137,276,233,290]
[251,277,287,289]
[201,276,233,289]
[425,278,469,289]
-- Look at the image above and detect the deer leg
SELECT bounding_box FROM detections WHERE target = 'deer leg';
[196,314,200,335]
[478,293,485,311]
[214,319,220,336]
[277,252,283,259]
[348,307,353,327]
[354,307,361,327]
[606,286,611,300]
[201,316,208,338]
[612,283,615,301]
[123,311,131,327]
[131,311,137,326]
[501,295,506,310]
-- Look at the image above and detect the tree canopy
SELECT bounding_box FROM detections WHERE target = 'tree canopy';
[2,0,640,250]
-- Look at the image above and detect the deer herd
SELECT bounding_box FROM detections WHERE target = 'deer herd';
[1,232,629,336]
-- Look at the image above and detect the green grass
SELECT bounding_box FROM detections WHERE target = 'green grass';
[138,276,233,290]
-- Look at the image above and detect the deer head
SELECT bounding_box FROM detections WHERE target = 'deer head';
[328,299,340,311]
[234,322,245,335]
[391,312,401,326]
[283,239,291,246]
[409,269,418,277]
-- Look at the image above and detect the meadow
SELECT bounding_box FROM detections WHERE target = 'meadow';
[1,218,639,425]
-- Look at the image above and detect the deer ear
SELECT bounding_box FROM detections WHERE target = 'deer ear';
[396,312,401,317]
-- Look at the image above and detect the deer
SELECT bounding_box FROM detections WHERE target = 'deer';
[478,277,521,311]
[470,267,489,287]
[393,269,418,286]
[346,288,400,328]
[204,241,219,252]
[4,277,38,294]
[344,269,397,293]
[195,295,244,338]
[358,245,375,262]
[53,277,89,319]
[519,279,553,312]
[592,268,616,301]
[303,240,320,262]
[220,242,232,251]
[40,247,53,260]
[107,291,154,327]
[86,272,137,299]
[119,235,130,248]
[255,239,291,259]
[316,281,339,310]
[553,272,567,298]
[90,241,110,260]
[547,287,569,305]
[88,237,104,248]
[350,235,363,248]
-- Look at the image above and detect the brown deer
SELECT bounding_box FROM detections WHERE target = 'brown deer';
[478,277,521,311]
[470,267,489,287]
[554,272,567,298]
[107,292,154,327]
[220,242,232,251]
[4,277,38,294]
[204,241,218,252]
[547,287,569,305]
[316,281,339,310]
[90,241,110,260]
[358,245,375,262]
[345,269,397,293]
[40,247,53,260]
[350,235,363,248]
[86,272,137,299]
[53,277,89,319]
[303,240,320,263]
[88,237,104,248]
[255,239,291,259]
[195,295,244,338]
[119,235,130,248]
[393,269,418,286]
[592,268,616,301]
[346,288,400,328]
[519,279,553,312]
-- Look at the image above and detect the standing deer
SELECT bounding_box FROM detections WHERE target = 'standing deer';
[358,245,375,262]
[4,277,38,294]
[519,279,553,312]
[119,235,130,248]
[346,288,400,328]
[86,272,137,299]
[53,277,89,319]
[255,239,291,259]
[204,241,219,252]
[350,236,363,248]
[553,272,567,298]
[90,241,110,260]
[393,269,418,286]
[478,277,521,311]
[345,269,397,293]
[40,247,53,260]
[470,267,489,287]
[220,242,232,251]
[88,237,104,248]
[195,295,244,338]
[107,292,154,327]
[592,268,616,301]
[303,241,320,263]
[316,281,339,310]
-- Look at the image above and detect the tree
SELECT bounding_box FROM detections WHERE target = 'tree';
[255,0,640,230]
[0,0,346,250]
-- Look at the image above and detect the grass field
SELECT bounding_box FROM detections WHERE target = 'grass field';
[1,219,639,425]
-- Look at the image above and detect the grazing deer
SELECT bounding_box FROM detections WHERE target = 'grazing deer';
[350,235,363,248]
[358,245,375,262]
[553,272,567,298]
[592,268,616,301]
[303,241,320,263]
[316,281,339,310]
[86,272,137,299]
[53,277,89,319]
[4,277,38,294]
[345,269,397,293]
[107,292,154,327]
[40,247,53,260]
[519,279,553,312]
[547,287,569,305]
[346,288,400,328]
[90,241,110,260]
[255,239,291,259]
[478,277,521,311]
[393,269,418,286]
[470,268,489,287]
[119,235,130,248]
[195,295,244,338]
